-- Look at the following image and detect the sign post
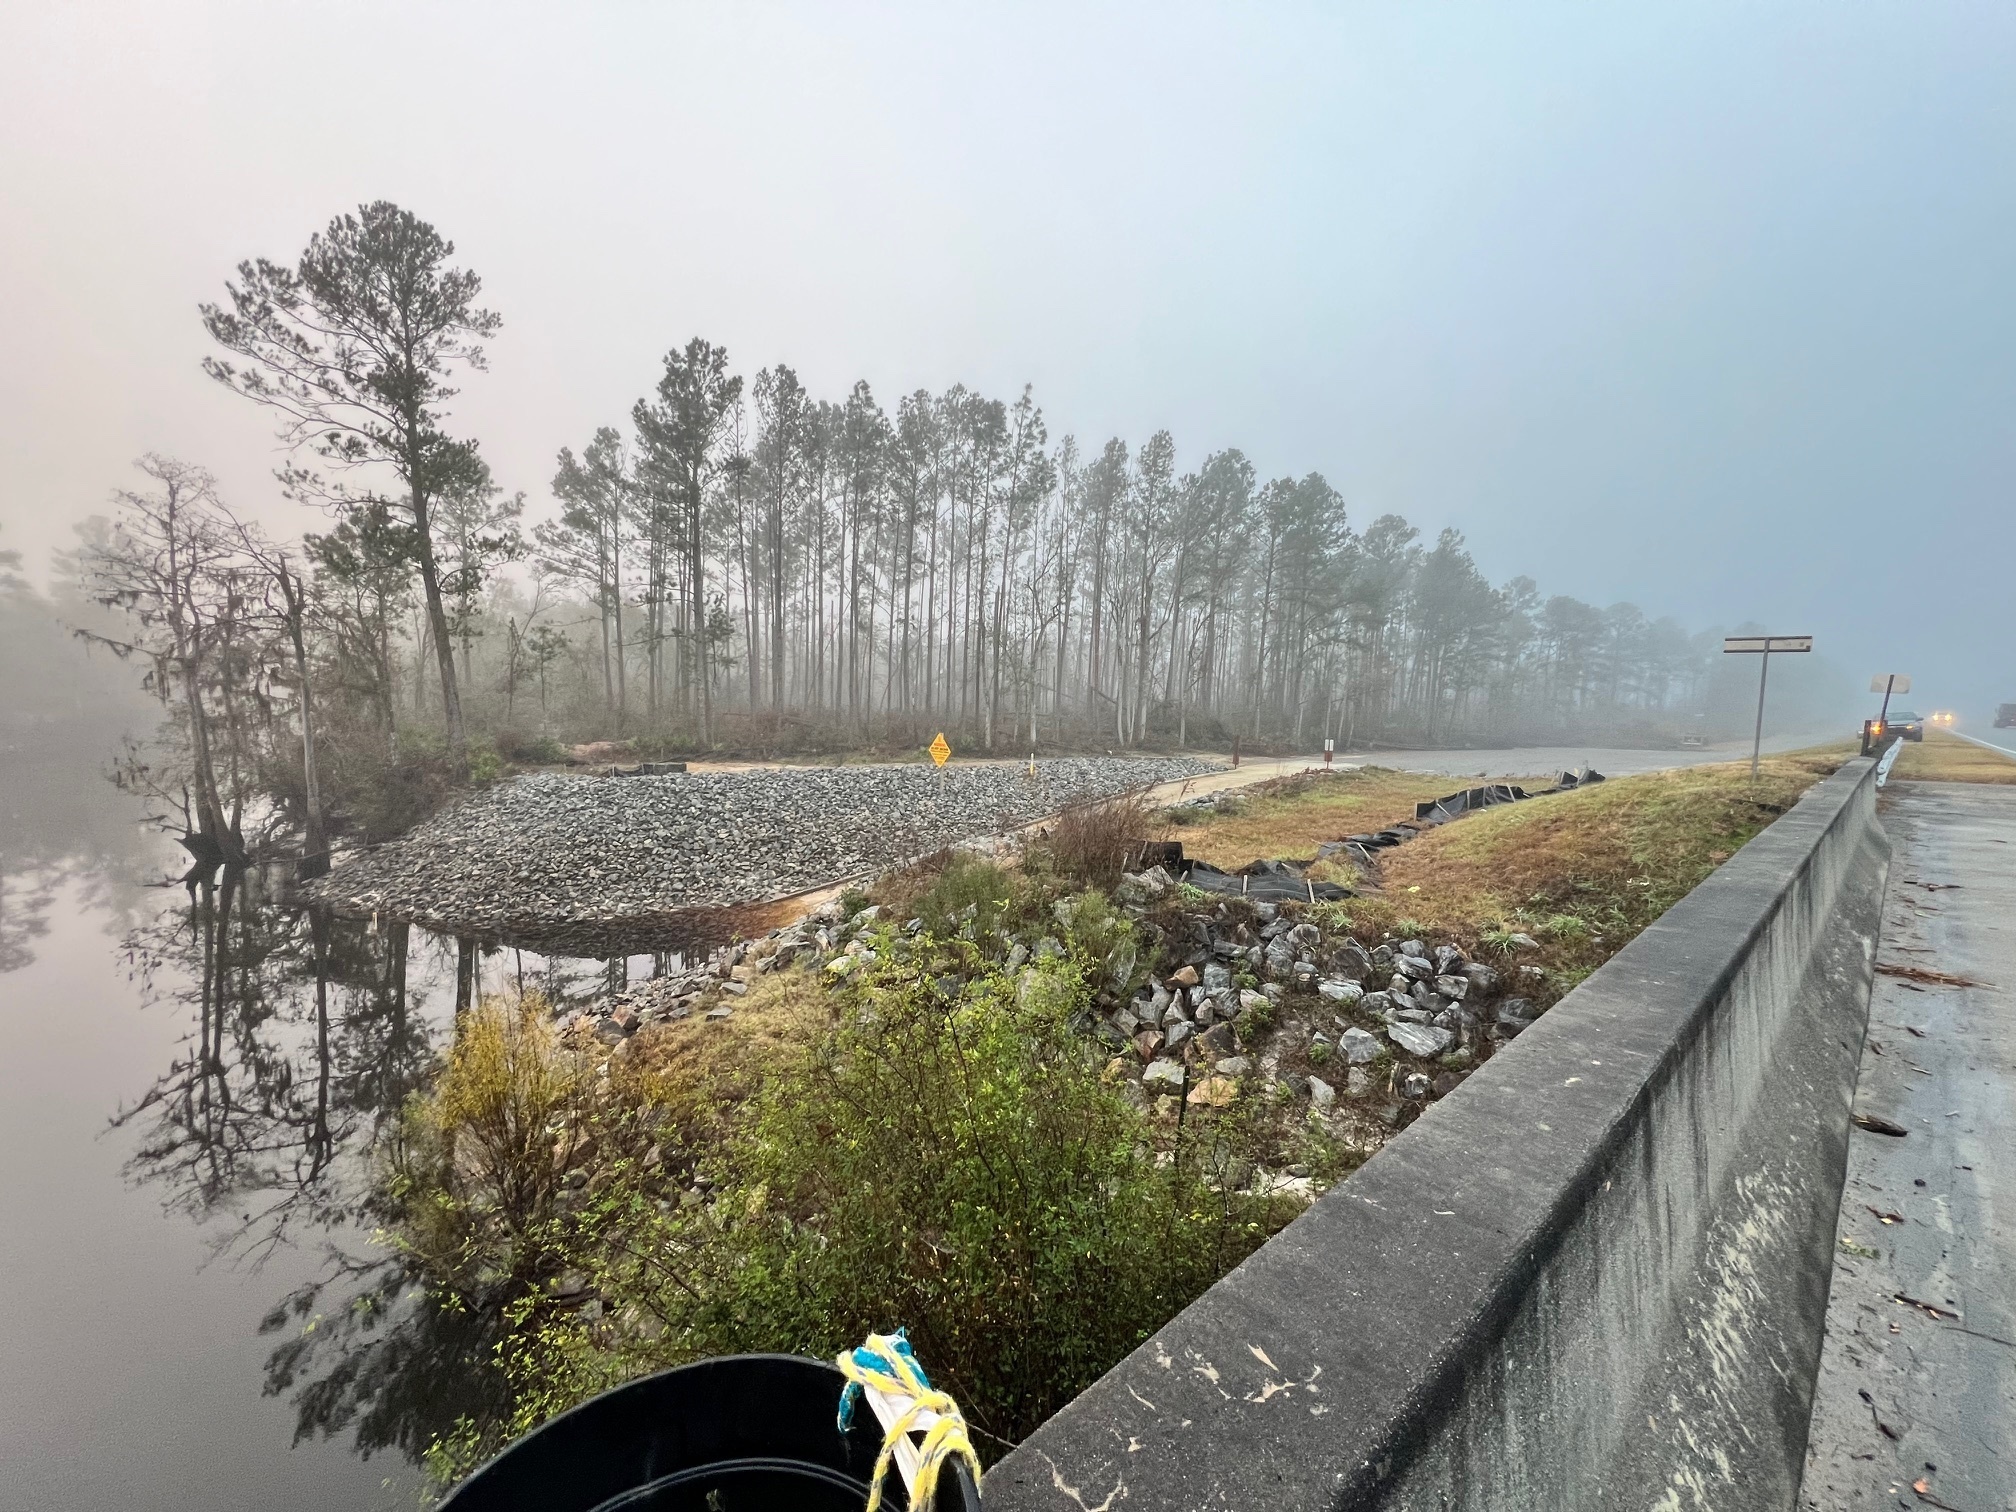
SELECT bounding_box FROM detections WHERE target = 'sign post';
[1323,737,1334,767]
[1864,675,1911,754]
[1722,635,1813,780]
[1869,674,1910,727]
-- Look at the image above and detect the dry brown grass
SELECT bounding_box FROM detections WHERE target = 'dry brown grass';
[1352,746,1848,999]
[1890,730,2016,784]
[620,966,833,1143]
[1036,791,1167,889]
[1169,765,1554,868]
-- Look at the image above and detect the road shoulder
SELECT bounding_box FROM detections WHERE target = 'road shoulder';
[1799,783,2016,1512]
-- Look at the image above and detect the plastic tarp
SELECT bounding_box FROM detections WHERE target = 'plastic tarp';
[1411,769,1604,827]
[1141,767,1604,904]
[1179,856,1354,902]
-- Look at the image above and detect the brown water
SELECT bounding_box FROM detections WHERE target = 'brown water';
[0,752,525,1512]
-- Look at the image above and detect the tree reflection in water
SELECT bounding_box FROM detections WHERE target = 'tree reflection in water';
[113,863,509,1474]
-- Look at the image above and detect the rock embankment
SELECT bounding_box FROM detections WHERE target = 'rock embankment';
[308,756,1216,949]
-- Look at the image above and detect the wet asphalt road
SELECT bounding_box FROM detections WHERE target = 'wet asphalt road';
[1800,782,2016,1511]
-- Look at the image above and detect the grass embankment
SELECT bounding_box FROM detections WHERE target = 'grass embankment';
[1175,751,1847,1004]
[1890,729,2016,784]
[1167,766,1553,868]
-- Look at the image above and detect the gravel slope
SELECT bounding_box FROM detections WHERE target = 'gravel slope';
[308,756,1218,945]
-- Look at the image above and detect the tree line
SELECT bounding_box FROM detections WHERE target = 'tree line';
[67,200,1780,858]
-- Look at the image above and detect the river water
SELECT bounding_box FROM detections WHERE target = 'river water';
[0,748,618,1512]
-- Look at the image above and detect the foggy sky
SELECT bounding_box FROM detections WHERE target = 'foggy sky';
[3,2,2011,718]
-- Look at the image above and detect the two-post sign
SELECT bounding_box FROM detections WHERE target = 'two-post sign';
[1723,634,1813,779]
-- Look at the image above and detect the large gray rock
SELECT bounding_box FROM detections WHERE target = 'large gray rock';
[1388,1021,1453,1058]
[1433,974,1470,1001]
[1461,961,1502,995]
[1495,998,1537,1036]
[1340,1026,1382,1064]
[1141,1059,1186,1091]
[1308,1075,1336,1112]
[1395,954,1435,981]
[1318,979,1365,1006]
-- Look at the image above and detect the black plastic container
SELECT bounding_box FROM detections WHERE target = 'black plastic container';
[438,1353,982,1511]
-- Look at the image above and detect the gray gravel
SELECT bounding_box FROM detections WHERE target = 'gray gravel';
[308,756,1217,949]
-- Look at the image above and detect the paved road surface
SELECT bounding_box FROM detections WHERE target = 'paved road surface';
[1961,731,2016,761]
[1151,734,1827,794]
[1352,740,1815,778]
[1800,783,2016,1511]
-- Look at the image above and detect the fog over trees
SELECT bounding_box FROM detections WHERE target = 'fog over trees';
[33,200,1841,858]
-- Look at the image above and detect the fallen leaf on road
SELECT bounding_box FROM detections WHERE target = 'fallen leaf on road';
[1853,1112,1910,1136]
[1877,962,1989,988]
[1894,1293,1960,1321]
[1865,1205,1906,1225]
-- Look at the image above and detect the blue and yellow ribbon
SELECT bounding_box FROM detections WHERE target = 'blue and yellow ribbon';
[836,1330,981,1512]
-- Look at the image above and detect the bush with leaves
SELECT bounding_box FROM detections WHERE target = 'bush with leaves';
[396,932,1291,1485]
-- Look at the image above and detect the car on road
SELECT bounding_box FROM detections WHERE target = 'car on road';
[1873,709,1925,742]
[1998,703,2016,729]
[1928,710,1955,728]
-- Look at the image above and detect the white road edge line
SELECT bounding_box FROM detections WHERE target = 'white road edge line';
[1956,732,2016,760]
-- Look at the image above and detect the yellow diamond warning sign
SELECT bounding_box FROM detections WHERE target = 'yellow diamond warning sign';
[929,733,951,767]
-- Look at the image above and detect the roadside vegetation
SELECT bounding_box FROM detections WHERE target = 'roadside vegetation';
[384,855,1295,1488]
[1368,750,1845,994]
[1164,766,1549,868]
[1889,729,2016,784]
[362,751,1855,1493]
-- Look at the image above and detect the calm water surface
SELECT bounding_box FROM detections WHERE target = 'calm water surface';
[0,752,616,1512]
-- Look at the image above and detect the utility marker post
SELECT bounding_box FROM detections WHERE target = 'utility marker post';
[1723,635,1813,780]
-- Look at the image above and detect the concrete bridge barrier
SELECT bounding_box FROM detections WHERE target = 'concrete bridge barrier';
[986,756,1889,1512]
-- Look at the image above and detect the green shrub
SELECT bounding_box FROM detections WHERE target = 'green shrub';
[468,738,507,786]
[911,855,1020,942]
[494,729,569,765]
[392,952,1291,1484]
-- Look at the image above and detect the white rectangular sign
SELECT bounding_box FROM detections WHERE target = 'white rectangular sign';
[1724,636,1813,654]
[1869,674,1911,694]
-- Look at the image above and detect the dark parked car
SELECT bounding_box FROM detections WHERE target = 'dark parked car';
[1874,709,1924,742]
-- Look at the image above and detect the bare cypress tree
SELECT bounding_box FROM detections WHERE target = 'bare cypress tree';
[201,202,500,776]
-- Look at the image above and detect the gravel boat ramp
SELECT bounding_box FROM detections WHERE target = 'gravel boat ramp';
[307,756,1219,954]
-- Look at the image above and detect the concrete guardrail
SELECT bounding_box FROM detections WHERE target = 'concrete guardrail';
[985,755,1890,1512]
